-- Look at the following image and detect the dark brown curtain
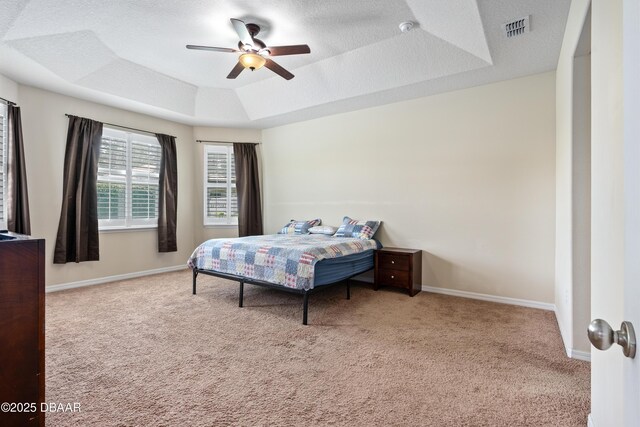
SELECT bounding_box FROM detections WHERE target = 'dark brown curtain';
[233,143,263,237]
[54,116,103,263]
[156,134,178,252]
[6,105,31,235]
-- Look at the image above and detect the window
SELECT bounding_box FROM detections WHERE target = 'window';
[97,127,161,230]
[204,145,237,225]
[0,103,6,230]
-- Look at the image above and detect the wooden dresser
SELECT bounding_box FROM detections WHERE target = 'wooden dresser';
[0,233,45,427]
[374,247,422,296]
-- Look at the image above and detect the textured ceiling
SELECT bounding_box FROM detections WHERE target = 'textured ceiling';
[0,0,571,128]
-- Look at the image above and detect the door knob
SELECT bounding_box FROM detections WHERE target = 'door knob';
[587,319,636,359]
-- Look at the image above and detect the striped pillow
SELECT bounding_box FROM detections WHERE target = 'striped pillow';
[334,216,381,239]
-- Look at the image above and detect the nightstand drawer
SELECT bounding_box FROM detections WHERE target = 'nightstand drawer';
[378,253,410,270]
[377,268,410,287]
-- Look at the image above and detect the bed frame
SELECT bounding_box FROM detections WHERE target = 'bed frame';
[192,268,359,325]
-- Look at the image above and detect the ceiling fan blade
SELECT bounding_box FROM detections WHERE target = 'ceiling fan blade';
[230,18,254,46]
[266,45,311,56]
[186,45,237,53]
[264,58,294,80]
[226,62,245,79]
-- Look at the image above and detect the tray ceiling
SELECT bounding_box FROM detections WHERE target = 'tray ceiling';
[0,0,571,128]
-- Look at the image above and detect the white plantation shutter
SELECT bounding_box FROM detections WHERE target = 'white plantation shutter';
[230,157,238,218]
[131,138,161,221]
[204,145,238,225]
[98,133,127,224]
[206,150,228,219]
[97,127,161,229]
[0,103,6,229]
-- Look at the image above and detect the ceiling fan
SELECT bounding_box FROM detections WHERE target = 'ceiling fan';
[186,18,311,80]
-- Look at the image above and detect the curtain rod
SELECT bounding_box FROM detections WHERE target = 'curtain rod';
[64,114,176,139]
[0,96,16,106]
[196,139,260,144]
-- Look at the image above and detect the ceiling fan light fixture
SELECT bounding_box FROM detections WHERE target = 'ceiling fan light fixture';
[239,52,266,70]
[187,18,309,80]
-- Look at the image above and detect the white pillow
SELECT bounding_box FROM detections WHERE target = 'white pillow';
[308,225,338,235]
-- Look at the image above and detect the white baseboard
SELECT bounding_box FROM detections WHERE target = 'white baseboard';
[46,265,188,293]
[421,285,556,311]
[554,308,592,362]
[554,308,574,358]
[588,413,594,427]
[568,349,591,362]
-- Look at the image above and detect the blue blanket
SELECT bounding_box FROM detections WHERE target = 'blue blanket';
[188,234,379,290]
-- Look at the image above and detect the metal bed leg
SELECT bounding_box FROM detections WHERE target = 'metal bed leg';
[239,281,244,307]
[302,291,309,325]
[346,280,351,300]
[192,269,198,295]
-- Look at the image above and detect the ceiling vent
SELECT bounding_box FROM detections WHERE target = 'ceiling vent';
[504,16,530,38]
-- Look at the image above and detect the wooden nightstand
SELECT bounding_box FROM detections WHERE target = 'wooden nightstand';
[374,248,422,296]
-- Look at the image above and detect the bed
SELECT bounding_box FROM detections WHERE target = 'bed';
[188,233,381,324]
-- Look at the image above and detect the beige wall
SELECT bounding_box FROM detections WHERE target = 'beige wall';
[572,52,592,355]
[0,74,18,101]
[555,0,592,357]
[262,72,556,303]
[6,83,197,286]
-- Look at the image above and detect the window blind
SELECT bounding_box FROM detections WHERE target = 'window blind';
[204,145,237,225]
[97,127,161,229]
[131,138,161,220]
[97,134,127,222]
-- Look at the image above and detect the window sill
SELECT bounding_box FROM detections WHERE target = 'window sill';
[99,225,157,233]
[204,224,238,229]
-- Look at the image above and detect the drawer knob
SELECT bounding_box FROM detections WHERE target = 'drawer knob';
[391,260,395,264]
[391,275,395,279]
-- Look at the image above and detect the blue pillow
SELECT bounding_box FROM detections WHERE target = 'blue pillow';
[334,216,381,239]
[277,219,322,235]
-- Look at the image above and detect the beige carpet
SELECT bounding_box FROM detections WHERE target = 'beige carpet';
[45,270,589,426]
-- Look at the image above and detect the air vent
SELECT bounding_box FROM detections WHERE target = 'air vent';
[504,16,530,38]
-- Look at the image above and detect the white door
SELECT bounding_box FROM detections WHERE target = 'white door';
[590,0,640,425]
[622,0,640,422]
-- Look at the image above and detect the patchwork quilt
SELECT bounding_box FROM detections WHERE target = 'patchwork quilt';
[188,234,379,290]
